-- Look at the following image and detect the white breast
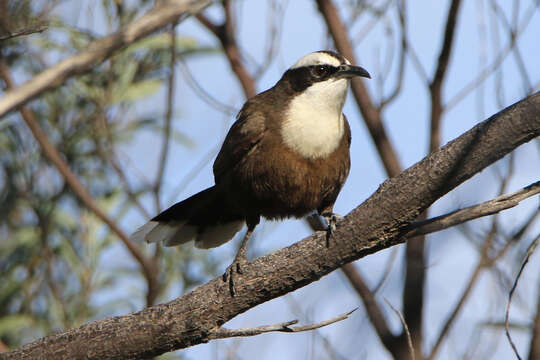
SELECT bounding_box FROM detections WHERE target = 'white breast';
[281,78,348,159]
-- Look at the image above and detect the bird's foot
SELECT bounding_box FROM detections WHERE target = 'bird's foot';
[222,257,248,296]
[321,212,343,246]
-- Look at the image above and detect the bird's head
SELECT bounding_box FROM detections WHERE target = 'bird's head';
[281,50,370,94]
[278,51,370,120]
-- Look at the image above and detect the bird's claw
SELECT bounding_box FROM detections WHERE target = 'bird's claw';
[222,258,247,296]
[321,212,343,246]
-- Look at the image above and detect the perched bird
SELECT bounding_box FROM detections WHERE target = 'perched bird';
[131,50,370,293]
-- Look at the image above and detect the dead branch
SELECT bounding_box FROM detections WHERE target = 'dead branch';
[0,0,212,118]
[341,264,397,352]
[209,308,357,339]
[405,181,540,238]
[1,91,537,360]
[385,299,415,360]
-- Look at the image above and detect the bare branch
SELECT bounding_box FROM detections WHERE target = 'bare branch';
[380,0,407,108]
[506,235,540,360]
[0,22,48,40]
[341,264,398,353]
[0,0,212,118]
[154,23,178,212]
[429,0,462,152]
[446,1,536,110]
[177,57,238,115]
[405,181,540,238]
[529,282,540,360]
[210,308,357,339]
[384,299,415,360]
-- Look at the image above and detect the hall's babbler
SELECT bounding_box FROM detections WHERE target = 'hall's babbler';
[132,50,371,293]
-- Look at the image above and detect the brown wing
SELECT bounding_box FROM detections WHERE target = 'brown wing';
[213,104,266,184]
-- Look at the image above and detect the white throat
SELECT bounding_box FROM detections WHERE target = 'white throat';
[281,78,348,159]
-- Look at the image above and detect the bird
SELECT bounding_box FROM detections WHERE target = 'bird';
[131,50,370,294]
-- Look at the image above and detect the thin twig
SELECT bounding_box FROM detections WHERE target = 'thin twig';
[505,235,540,360]
[384,298,415,360]
[380,0,407,108]
[341,264,397,350]
[405,181,540,238]
[0,22,48,40]
[177,57,238,115]
[209,308,357,339]
[154,23,177,212]
[446,0,536,110]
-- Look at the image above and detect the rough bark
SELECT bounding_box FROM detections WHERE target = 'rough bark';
[2,93,538,360]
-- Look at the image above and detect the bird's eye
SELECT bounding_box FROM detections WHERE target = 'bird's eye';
[312,65,329,78]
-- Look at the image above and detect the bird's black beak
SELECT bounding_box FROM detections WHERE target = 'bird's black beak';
[335,64,371,79]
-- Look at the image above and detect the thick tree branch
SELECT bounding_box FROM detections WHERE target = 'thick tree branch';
[0,0,212,118]
[2,92,538,360]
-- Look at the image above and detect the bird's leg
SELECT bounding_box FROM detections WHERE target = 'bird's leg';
[320,211,343,247]
[223,218,258,296]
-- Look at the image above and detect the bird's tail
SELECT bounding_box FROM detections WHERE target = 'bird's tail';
[130,186,244,249]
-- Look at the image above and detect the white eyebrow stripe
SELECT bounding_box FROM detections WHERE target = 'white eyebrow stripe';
[290,52,343,69]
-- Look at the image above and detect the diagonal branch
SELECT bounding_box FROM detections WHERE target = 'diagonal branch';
[0,22,48,40]
[385,299,415,360]
[405,181,540,238]
[209,308,357,338]
[3,91,538,360]
[0,0,212,118]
